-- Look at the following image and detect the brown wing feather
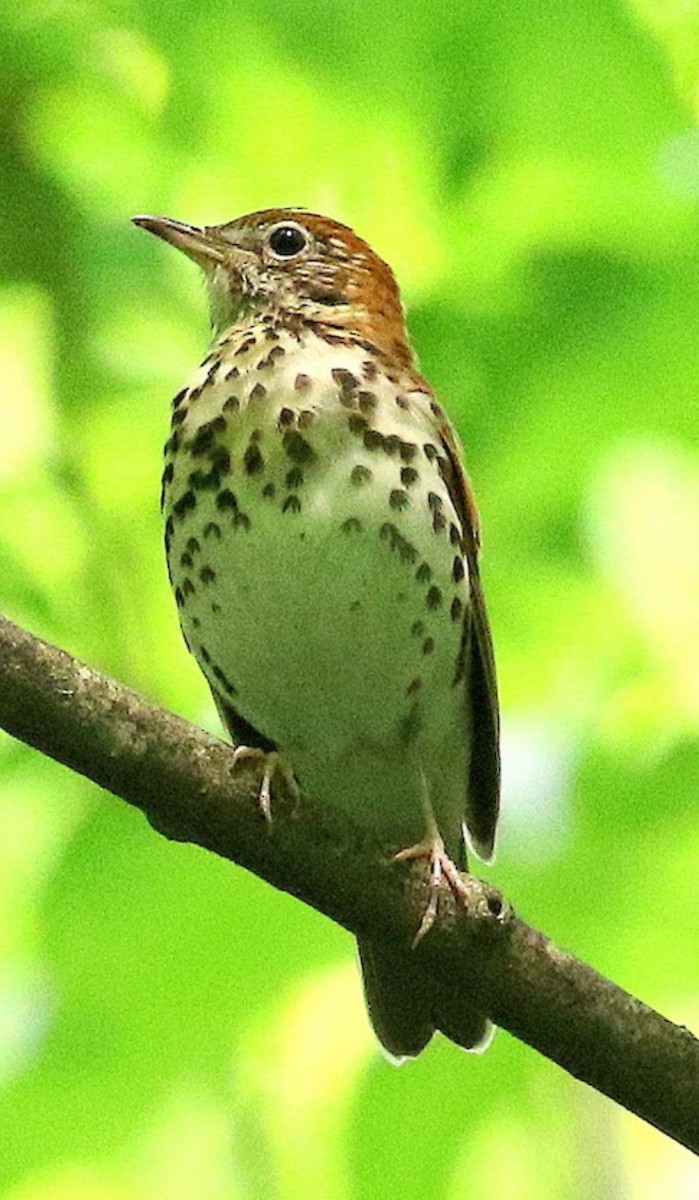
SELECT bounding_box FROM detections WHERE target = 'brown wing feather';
[436,420,500,861]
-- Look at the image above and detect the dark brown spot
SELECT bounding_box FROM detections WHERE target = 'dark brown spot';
[250,382,267,402]
[203,521,221,539]
[358,390,377,415]
[379,522,418,564]
[395,395,410,410]
[363,429,383,451]
[225,365,240,380]
[278,407,295,427]
[191,616,201,628]
[295,373,311,390]
[426,586,443,610]
[269,344,285,361]
[262,482,276,498]
[199,566,216,584]
[283,430,316,464]
[173,490,196,519]
[233,511,251,531]
[223,394,240,413]
[430,400,444,419]
[400,466,418,487]
[175,586,184,608]
[390,489,410,511]
[189,417,226,456]
[282,495,301,514]
[351,464,372,486]
[453,647,467,686]
[406,677,422,696]
[171,407,187,427]
[216,489,238,512]
[449,523,462,546]
[180,551,193,568]
[423,443,439,462]
[244,443,264,475]
[286,466,304,488]
[209,446,231,473]
[341,517,363,533]
[182,578,195,596]
[422,637,435,655]
[362,360,378,380]
[211,602,222,614]
[348,413,368,435]
[212,665,236,695]
[416,562,432,583]
[199,645,211,663]
[172,388,188,409]
[298,409,315,428]
[189,467,221,491]
[452,556,465,583]
[398,441,417,462]
[162,462,174,486]
[451,596,464,622]
[186,537,200,554]
[411,620,425,637]
[234,336,256,356]
[427,492,442,511]
[331,368,358,395]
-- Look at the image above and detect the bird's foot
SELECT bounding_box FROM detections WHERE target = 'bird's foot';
[394,834,470,947]
[231,746,300,824]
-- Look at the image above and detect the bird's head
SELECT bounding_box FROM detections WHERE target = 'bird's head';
[133,208,412,365]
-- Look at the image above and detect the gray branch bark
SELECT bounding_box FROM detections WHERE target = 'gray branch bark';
[0,613,697,1153]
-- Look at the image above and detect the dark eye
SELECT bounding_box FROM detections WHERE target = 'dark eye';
[267,224,308,258]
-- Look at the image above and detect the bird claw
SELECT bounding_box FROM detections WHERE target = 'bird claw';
[231,746,300,824]
[394,836,470,948]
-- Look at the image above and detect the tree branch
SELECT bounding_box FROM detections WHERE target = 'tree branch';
[0,613,697,1153]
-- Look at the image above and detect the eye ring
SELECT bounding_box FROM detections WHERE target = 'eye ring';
[266,222,309,260]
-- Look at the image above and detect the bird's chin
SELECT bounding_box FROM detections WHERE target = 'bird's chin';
[206,266,252,333]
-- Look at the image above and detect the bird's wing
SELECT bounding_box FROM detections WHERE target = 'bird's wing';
[436,418,500,860]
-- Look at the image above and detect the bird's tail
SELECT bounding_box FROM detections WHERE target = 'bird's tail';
[357,936,492,1061]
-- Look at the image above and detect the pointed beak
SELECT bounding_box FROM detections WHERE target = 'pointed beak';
[132,215,227,271]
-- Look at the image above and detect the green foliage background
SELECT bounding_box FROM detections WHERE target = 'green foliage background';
[1,1,699,1196]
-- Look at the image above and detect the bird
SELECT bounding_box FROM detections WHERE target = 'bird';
[133,207,501,1059]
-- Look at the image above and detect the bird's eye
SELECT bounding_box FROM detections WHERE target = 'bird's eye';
[267,224,308,259]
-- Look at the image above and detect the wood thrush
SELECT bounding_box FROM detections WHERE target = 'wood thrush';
[134,208,501,1059]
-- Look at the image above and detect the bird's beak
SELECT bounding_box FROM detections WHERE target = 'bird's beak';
[132,215,227,271]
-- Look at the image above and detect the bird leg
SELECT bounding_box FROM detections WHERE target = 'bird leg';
[231,746,300,824]
[394,831,471,947]
[394,771,471,946]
